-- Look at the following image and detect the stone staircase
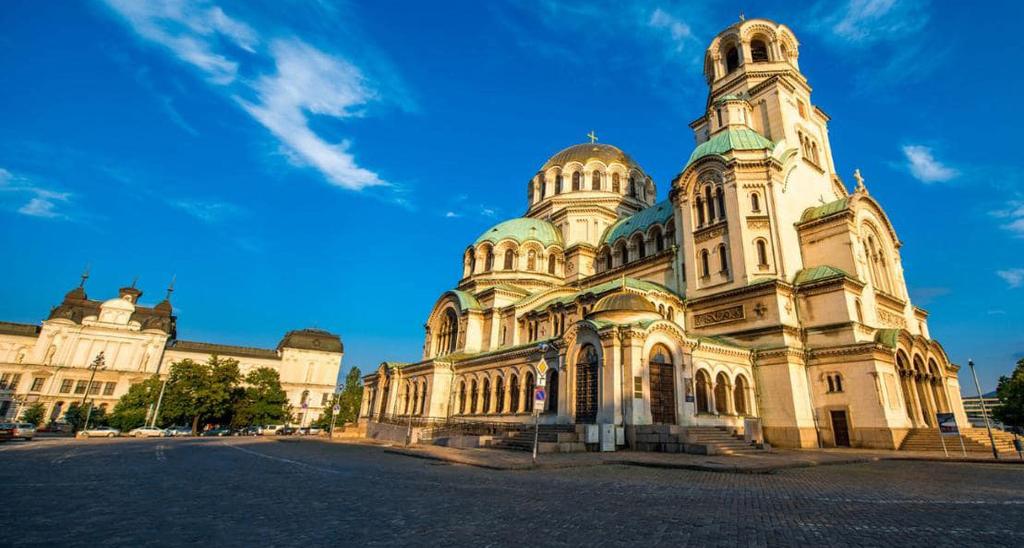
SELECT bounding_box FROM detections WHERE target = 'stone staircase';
[684,426,765,455]
[900,428,1018,454]
[481,424,586,453]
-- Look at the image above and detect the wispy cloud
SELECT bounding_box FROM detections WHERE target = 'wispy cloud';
[806,0,938,91]
[0,168,72,219]
[909,286,950,306]
[902,145,958,183]
[996,269,1024,288]
[171,199,241,223]
[102,0,399,195]
[441,193,499,220]
[990,201,1024,237]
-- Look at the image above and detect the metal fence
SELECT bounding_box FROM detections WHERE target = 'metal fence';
[371,414,530,440]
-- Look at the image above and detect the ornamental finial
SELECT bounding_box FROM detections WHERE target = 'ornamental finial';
[79,264,90,288]
[165,274,176,300]
[854,168,867,193]
[587,130,598,144]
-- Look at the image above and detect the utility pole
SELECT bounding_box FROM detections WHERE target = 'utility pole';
[968,359,999,460]
[149,376,169,428]
[79,352,105,432]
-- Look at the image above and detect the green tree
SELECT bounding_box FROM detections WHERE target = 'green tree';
[108,376,164,431]
[159,356,241,434]
[232,367,289,428]
[20,402,45,426]
[65,403,108,431]
[337,367,363,425]
[313,392,340,429]
[993,358,1024,431]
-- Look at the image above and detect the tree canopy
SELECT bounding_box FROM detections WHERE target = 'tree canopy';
[993,358,1024,431]
[232,367,290,428]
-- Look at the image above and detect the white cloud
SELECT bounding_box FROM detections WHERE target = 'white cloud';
[103,0,257,85]
[0,168,72,219]
[171,199,241,223]
[990,201,1024,237]
[103,0,392,193]
[444,211,460,218]
[902,145,958,183]
[648,8,694,52]
[813,0,929,46]
[239,39,386,191]
[996,269,1024,288]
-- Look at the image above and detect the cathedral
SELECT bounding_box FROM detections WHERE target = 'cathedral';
[0,277,343,426]
[359,18,969,450]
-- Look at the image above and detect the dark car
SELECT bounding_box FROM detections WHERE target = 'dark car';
[0,423,15,442]
[239,426,260,436]
[201,427,232,437]
[276,426,297,436]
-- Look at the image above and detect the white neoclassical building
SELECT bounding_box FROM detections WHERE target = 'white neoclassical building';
[360,17,972,451]
[0,278,343,426]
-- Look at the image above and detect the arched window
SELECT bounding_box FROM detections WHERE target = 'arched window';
[716,187,726,220]
[756,239,768,267]
[628,176,637,197]
[827,376,835,393]
[466,249,476,276]
[556,175,563,194]
[503,249,515,270]
[403,383,411,414]
[811,142,820,165]
[750,39,769,62]
[438,309,459,356]
[539,177,546,199]
[458,381,466,414]
[855,299,864,323]
[633,235,646,260]
[524,372,536,412]
[482,378,491,414]
[705,186,715,222]
[470,379,479,414]
[751,192,760,212]
[718,244,729,274]
[484,247,494,271]
[612,172,620,193]
[652,227,665,253]
[572,172,581,191]
[780,43,789,62]
[547,255,557,275]
[716,107,723,127]
[510,374,520,413]
[575,345,599,424]
[591,171,601,190]
[410,383,418,415]
[667,307,674,321]
[658,304,665,317]
[605,249,613,271]
[527,250,537,271]
[834,375,843,393]
[617,241,629,265]
[700,250,710,277]
[695,196,706,226]
[725,46,739,72]
[734,376,748,414]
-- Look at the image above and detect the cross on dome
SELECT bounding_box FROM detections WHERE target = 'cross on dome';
[587,130,598,144]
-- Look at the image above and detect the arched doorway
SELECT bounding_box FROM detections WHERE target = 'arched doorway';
[470,379,479,414]
[575,344,599,424]
[714,372,730,414]
[482,378,491,414]
[545,370,559,414]
[695,370,711,414]
[458,381,466,415]
[510,374,520,413]
[734,375,748,415]
[649,344,676,424]
[524,372,535,412]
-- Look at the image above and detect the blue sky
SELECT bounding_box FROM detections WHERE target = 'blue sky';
[0,1,1021,391]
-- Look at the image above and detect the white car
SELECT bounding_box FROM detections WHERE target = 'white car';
[129,426,165,438]
[80,426,120,438]
[259,425,284,435]
[163,427,192,437]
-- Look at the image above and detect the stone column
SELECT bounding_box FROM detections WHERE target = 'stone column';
[518,381,527,414]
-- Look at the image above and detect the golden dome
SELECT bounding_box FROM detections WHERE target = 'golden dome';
[541,143,640,172]
[591,291,657,314]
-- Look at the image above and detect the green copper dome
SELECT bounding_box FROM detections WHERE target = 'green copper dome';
[684,128,773,171]
[475,218,563,247]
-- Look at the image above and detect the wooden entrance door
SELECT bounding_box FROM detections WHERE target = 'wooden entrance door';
[575,345,598,424]
[830,410,851,447]
[649,362,676,424]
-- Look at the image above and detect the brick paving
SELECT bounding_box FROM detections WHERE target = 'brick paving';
[1,437,1022,546]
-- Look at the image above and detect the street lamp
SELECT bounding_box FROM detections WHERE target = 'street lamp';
[80,352,106,433]
[968,359,999,460]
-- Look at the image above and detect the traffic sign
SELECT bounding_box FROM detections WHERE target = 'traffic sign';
[534,387,546,404]
[332,404,341,413]
[536,374,546,387]
[536,357,549,376]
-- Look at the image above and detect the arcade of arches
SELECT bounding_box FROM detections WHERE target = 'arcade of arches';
[359,16,970,452]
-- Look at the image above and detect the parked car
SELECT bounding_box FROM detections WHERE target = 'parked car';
[298,426,322,436]
[12,423,36,440]
[80,426,120,438]
[201,427,231,437]
[259,425,284,436]
[164,427,192,437]
[0,423,16,441]
[238,426,260,436]
[128,427,165,438]
[276,426,297,436]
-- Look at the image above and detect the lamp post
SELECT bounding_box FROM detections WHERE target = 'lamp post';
[532,342,550,466]
[968,359,999,460]
[80,352,106,432]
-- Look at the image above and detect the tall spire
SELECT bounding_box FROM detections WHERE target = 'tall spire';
[165,275,176,300]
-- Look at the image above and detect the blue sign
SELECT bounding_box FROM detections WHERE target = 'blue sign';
[534,387,546,402]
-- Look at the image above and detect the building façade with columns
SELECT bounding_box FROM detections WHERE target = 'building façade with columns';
[359,17,969,450]
[0,278,343,426]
